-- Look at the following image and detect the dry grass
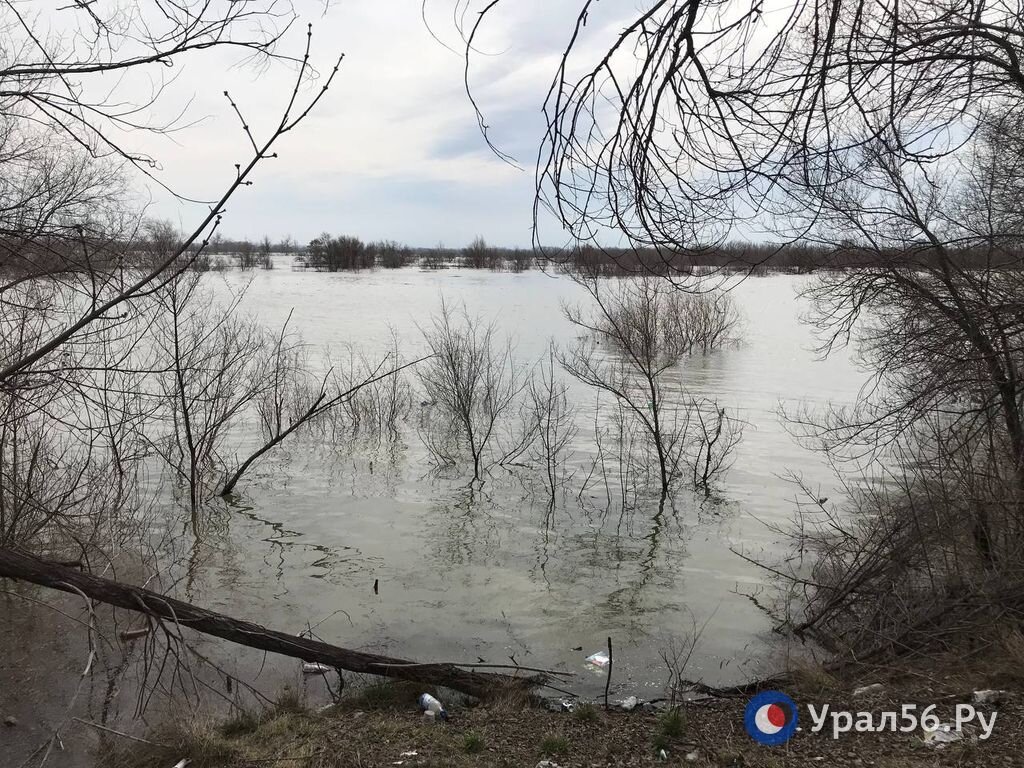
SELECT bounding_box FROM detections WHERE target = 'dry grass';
[100,675,1023,768]
[573,702,600,723]
[787,657,841,697]
[998,628,1024,684]
[538,732,570,757]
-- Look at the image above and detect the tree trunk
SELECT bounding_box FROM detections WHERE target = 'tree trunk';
[0,548,540,699]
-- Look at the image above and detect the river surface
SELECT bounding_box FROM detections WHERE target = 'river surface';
[1,267,867,764]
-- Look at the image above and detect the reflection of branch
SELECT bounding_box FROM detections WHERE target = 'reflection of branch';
[28,583,97,768]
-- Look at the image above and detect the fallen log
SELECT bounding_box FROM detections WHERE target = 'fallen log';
[0,547,541,699]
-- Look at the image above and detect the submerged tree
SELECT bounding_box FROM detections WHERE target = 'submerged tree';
[0,7,346,750]
[525,343,579,499]
[152,274,270,511]
[418,301,527,480]
[562,274,741,496]
[307,234,374,271]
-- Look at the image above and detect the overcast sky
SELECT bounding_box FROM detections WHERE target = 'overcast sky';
[130,0,628,248]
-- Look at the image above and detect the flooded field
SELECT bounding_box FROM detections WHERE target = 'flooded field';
[1,267,867,764]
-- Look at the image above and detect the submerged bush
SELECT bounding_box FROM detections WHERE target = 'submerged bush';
[417,301,526,479]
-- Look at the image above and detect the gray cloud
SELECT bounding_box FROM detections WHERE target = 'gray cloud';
[129,0,613,246]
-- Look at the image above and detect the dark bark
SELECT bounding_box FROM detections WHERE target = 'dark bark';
[0,548,540,699]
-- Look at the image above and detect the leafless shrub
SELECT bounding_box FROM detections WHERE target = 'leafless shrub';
[690,401,744,494]
[593,397,656,509]
[665,292,742,353]
[0,397,139,549]
[222,333,419,495]
[524,344,579,498]
[334,337,415,443]
[151,275,269,510]
[0,285,151,553]
[658,610,712,708]
[417,301,526,479]
[745,415,1024,661]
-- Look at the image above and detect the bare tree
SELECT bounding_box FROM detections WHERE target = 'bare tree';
[0,13,342,391]
[236,240,258,270]
[745,114,1024,657]
[461,236,494,269]
[465,0,1024,271]
[307,234,373,271]
[258,236,275,270]
[690,401,743,494]
[372,240,414,269]
[562,274,741,496]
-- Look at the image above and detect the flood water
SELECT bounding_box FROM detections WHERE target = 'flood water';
[1,267,867,764]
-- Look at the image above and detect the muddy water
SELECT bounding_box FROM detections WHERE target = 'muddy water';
[0,268,866,765]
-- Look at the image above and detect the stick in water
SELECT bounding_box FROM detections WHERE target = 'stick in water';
[604,636,613,710]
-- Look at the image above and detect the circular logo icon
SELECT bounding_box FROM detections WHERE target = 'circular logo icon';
[744,691,799,745]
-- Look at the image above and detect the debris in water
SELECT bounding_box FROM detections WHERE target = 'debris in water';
[302,662,331,675]
[585,650,610,668]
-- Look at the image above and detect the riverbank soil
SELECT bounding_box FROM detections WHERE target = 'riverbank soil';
[101,663,1024,768]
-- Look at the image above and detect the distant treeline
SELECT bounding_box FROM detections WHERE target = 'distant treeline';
[205,235,1017,275]
[197,234,833,274]
[9,230,1019,278]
